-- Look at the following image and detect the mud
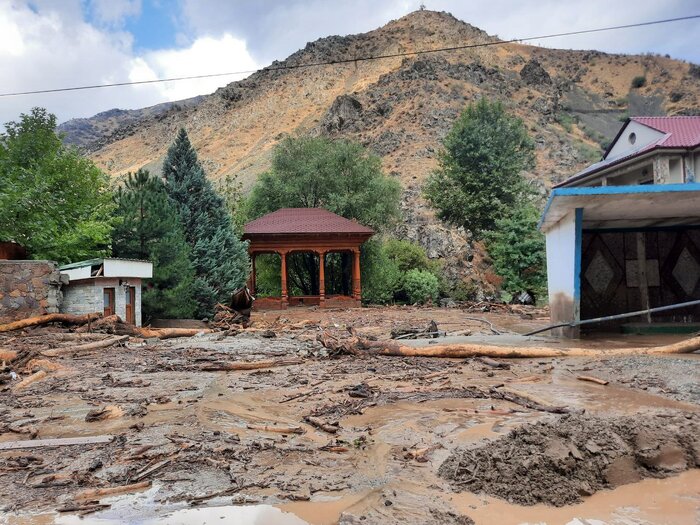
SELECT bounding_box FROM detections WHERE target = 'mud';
[1,305,699,524]
[440,412,700,506]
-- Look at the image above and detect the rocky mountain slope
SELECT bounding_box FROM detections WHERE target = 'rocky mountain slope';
[59,10,700,295]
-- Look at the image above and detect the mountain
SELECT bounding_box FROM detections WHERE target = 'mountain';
[58,10,700,296]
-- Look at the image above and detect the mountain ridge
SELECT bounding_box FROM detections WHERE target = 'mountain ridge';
[57,9,700,294]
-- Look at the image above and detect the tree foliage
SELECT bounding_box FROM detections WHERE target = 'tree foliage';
[424,98,535,238]
[247,136,402,300]
[112,169,197,320]
[162,128,249,317]
[247,136,401,232]
[0,107,114,262]
[485,202,547,297]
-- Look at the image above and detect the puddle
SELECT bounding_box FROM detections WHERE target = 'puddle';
[446,469,700,525]
[2,505,308,525]
[1,484,310,525]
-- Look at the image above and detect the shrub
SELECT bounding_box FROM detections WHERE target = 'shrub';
[361,239,402,305]
[555,113,574,133]
[631,76,647,88]
[403,269,440,304]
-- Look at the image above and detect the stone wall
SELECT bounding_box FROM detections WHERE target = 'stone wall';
[0,261,65,323]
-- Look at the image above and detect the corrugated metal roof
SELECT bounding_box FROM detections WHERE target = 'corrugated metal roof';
[632,116,700,148]
[243,208,374,235]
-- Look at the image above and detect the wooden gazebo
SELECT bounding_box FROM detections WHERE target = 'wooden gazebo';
[242,208,374,309]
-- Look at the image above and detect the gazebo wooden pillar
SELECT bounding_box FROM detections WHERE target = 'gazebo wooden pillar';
[243,208,374,310]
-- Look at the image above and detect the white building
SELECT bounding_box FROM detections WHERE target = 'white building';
[59,258,153,327]
[540,117,700,337]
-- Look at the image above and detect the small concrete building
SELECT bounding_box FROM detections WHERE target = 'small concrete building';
[541,117,700,337]
[59,258,153,326]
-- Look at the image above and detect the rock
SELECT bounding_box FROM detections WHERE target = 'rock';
[520,58,552,85]
[321,95,363,133]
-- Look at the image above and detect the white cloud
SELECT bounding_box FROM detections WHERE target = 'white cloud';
[131,34,259,102]
[0,2,259,126]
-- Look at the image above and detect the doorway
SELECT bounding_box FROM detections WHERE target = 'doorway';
[125,286,136,324]
[103,288,115,317]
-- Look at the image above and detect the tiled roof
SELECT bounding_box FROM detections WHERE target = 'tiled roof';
[631,116,700,148]
[243,208,374,235]
[555,116,700,188]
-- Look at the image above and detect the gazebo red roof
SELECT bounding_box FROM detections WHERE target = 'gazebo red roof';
[243,208,374,236]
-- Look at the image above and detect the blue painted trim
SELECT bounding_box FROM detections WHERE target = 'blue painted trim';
[539,183,700,230]
[550,182,700,197]
[573,209,583,311]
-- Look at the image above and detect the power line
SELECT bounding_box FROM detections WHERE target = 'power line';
[1,14,698,98]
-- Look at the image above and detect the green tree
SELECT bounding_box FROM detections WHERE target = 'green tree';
[112,169,197,320]
[247,136,402,299]
[485,202,547,298]
[424,98,535,238]
[0,107,114,262]
[403,269,440,304]
[248,136,401,232]
[162,128,249,317]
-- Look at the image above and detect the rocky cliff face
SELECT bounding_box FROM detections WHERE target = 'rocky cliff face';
[58,10,700,294]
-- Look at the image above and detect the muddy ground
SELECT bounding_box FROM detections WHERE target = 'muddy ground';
[1,305,699,524]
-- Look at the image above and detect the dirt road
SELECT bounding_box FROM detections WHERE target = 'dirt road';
[1,306,698,524]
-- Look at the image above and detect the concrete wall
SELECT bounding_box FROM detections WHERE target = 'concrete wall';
[0,261,65,323]
[544,210,582,337]
[61,277,143,326]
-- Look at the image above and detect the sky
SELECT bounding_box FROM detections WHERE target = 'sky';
[1,0,699,126]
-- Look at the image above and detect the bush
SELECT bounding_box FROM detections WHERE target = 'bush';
[361,239,402,305]
[403,269,440,304]
[555,113,574,133]
[631,76,647,88]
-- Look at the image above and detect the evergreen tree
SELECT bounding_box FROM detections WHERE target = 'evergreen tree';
[424,98,535,238]
[112,169,197,320]
[162,128,249,317]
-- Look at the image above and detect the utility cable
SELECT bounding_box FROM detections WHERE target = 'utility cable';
[1,14,698,98]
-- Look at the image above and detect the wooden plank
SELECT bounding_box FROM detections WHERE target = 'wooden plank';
[0,435,113,451]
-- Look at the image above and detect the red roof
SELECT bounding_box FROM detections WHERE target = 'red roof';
[631,116,700,148]
[243,208,374,236]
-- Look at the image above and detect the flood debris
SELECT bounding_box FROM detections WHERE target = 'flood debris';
[1,305,698,523]
[439,412,700,506]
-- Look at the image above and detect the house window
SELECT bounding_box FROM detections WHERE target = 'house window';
[103,288,115,317]
[628,132,636,145]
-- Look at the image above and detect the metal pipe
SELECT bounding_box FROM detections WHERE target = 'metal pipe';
[524,298,700,336]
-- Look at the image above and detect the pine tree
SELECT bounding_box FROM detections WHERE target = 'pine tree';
[112,169,197,320]
[162,128,249,317]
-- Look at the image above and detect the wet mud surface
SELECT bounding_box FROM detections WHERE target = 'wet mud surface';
[1,306,699,524]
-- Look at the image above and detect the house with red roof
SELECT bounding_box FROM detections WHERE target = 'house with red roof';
[540,116,700,337]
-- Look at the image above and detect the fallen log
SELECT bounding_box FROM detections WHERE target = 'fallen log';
[201,358,303,371]
[0,313,102,333]
[329,334,700,359]
[304,416,339,434]
[0,435,113,451]
[42,335,129,357]
[577,375,609,386]
[13,370,48,391]
[76,481,151,500]
[490,386,570,414]
[246,423,304,434]
[134,327,211,339]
